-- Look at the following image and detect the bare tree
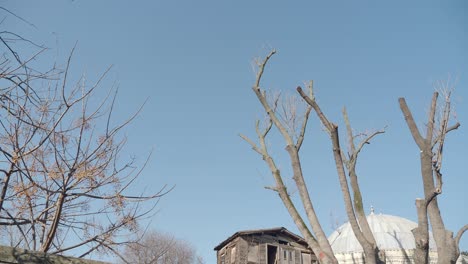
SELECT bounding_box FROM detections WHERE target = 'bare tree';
[0,30,168,259]
[121,230,204,264]
[399,86,467,264]
[242,51,467,264]
[241,50,385,264]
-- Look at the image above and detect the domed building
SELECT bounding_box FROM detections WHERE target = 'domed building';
[214,211,467,264]
[328,210,466,264]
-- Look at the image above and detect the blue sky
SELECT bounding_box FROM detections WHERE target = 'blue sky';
[4,1,467,263]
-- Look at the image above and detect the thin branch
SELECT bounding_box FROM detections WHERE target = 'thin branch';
[354,130,385,159]
[0,8,37,29]
[296,82,313,151]
[426,92,438,144]
[432,123,460,148]
[239,133,262,156]
[254,50,276,88]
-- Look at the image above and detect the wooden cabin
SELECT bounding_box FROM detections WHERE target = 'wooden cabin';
[214,227,318,264]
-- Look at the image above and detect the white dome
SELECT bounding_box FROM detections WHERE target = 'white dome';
[328,213,436,254]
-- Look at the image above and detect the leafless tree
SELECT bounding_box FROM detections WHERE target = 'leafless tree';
[400,84,467,264]
[242,50,467,264]
[241,50,385,264]
[121,230,204,264]
[0,30,168,259]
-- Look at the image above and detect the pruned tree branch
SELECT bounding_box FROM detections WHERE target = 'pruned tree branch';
[299,86,383,264]
[400,90,461,263]
[399,98,425,149]
[244,51,337,263]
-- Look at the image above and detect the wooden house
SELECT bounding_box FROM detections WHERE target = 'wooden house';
[214,227,318,264]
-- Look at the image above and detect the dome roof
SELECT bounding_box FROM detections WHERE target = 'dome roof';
[328,213,436,253]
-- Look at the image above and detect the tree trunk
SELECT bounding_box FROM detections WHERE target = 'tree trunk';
[298,88,383,264]
[412,199,430,264]
[399,94,461,264]
[41,192,66,252]
[286,146,337,260]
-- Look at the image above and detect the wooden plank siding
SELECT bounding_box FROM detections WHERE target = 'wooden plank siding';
[214,227,316,264]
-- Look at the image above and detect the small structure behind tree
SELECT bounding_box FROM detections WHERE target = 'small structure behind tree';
[214,227,317,264]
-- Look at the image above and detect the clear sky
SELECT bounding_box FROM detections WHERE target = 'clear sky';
[3,1,468,263]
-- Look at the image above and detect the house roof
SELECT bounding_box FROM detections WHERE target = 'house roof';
[213,227,308,251]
